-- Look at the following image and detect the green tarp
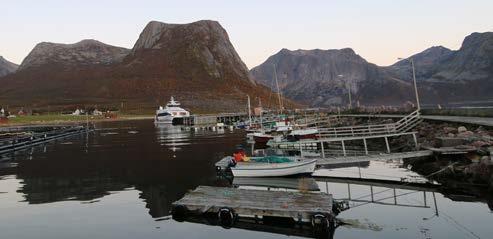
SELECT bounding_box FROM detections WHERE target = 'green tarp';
[252,156,292,163]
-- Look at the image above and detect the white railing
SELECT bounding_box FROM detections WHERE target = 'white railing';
[317,110,421,138]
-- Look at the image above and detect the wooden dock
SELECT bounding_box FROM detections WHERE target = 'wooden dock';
[172,186,334,224]
[0,126,90,155]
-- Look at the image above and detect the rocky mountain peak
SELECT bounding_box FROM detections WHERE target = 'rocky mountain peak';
[129,20,254,84]
[251,48,387,106]
[461,32,493,50]
[0,55,19,77]
[19,39,130,70]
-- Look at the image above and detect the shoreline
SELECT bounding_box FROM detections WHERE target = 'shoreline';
[0,115,155,127]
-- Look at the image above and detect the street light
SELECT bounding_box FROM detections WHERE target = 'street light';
[398,57,421,110]
[337,74,352,109]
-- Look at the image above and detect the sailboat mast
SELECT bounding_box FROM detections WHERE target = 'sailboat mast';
[247,95,252,127]
[273,64,283,114]
[259,98,263,130]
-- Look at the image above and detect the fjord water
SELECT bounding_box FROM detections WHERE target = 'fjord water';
[0,120,491,239]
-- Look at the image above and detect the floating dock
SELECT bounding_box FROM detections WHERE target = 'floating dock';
[172,186,335,225]
[0,126,90,155]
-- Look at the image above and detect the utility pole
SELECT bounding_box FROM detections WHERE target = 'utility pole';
[273,64,283,114]
[410,58,421,110]
[398,57,421,111]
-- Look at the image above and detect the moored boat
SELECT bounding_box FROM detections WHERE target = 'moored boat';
[155,97,190,125]
[253,132,274,144]
[230,157,317,177]
[287,128,319,141]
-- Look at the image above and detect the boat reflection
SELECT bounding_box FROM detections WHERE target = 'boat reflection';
[155,124,190,153]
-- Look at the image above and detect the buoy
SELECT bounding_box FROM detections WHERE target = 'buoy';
[217,207,235,228]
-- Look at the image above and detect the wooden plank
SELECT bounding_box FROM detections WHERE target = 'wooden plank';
[172,186,333,220]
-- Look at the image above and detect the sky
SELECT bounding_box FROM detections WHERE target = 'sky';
[1,0,492,68]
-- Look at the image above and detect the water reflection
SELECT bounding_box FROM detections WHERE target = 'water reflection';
[155,124,190,153]
[0,120,492,239]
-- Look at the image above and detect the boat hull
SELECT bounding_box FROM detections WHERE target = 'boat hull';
[253,135,273,144]
[231,159,317,177]
[155,116,173,124]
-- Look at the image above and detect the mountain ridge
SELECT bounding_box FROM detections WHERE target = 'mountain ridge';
[251,32,493,107]
[0,20,290,113]
[0,56,19,77]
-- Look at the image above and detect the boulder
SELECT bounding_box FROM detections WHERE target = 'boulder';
[457,126,467,133]
[443,127,457,134]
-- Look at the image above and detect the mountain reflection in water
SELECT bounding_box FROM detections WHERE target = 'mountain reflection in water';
[3,120,243,218]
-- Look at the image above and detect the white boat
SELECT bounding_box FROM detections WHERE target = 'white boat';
[155,97,190,124]
[231,157,317,177]
[288,128,319,140]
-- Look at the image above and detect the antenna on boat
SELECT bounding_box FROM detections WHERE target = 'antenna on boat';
[273,64,283,114]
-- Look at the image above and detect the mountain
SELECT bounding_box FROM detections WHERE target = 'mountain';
[386,46,453,80]
[250,48,413,107]
[0,56,18,77]
[432,32,493,82]
[0,20,287,113]
[252,32,493,107]
[388,32,493,104]
[18,39,130,70]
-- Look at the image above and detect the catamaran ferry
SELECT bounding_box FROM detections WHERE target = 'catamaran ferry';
[155,97,190,125]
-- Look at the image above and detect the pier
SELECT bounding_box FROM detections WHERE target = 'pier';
[336,113,493,127]
[0,126,90,155]
[182,112,247,126]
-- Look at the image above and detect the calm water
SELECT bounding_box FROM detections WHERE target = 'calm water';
[0,120,492,239]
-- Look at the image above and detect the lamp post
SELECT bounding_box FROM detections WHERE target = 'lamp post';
[398,57,421,110]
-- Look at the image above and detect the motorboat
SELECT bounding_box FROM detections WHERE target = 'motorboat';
[227,156,317,177]
[287,128,319,141]
[155,97,190,125]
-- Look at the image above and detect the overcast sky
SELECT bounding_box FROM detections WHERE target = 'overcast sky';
[1,0,492,68]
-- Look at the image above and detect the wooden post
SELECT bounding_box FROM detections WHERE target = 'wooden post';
[384,137,390,153]
[363,138,368,155]
[341,140,346,156]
